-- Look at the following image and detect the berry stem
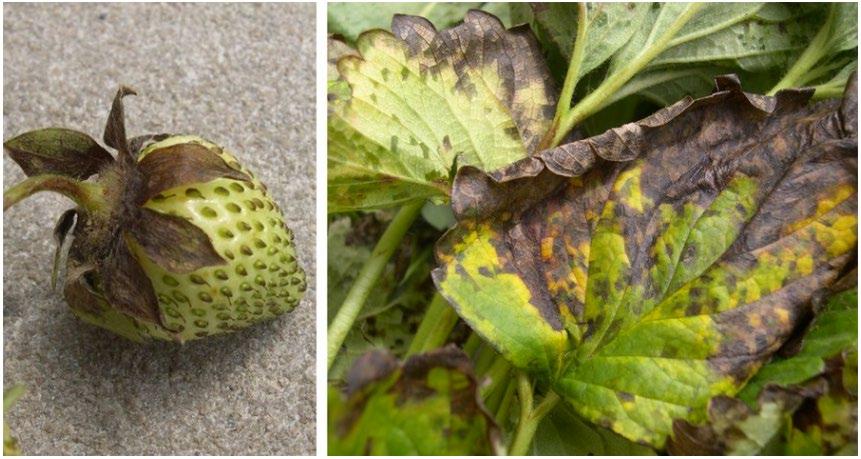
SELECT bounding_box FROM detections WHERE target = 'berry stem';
[3,174,106,212]
[327,201,424,370]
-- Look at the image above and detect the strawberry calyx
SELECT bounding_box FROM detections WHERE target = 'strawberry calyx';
[4,86,254,330]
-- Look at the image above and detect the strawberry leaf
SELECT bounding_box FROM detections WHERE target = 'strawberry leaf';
[4,128,113,179]
[433,76,857,447]
[328,10,556,212]
[328,346,501,455]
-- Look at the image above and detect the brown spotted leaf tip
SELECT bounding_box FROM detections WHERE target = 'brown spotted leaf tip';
[328,10,557,212]
[433,75,858,447]
[329,345,502,455]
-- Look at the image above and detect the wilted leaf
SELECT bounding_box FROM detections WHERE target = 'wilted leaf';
[668,382,826,455]
[328,10,556,212]
[434,76,857,447]
[328,346,501,455]
[738,288,858,404]
[4,128,113,179]
[329,2,513,44]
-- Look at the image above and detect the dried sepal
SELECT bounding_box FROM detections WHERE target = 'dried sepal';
[128,208,226,274]
[135,143,251,203]
[4,128,114,179]
[51,209,78,290]
[103,86,136,156]
[99,235,161,325]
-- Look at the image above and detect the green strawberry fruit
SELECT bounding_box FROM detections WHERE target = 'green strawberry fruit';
[3,87,306,342]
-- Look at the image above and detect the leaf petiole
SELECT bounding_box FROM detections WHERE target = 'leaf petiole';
[546,2,589,147]
[551,3,704,147]
[3,174,106,212]
[327,201,424,370]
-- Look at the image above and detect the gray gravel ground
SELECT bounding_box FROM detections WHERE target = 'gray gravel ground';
[3,3,316,455]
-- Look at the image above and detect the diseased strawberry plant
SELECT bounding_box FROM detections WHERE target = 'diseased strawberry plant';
[327,2,857,455]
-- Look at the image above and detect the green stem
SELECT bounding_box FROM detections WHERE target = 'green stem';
[405,292,458,356]
[509,375,562,456]
[547,2,589,147]
[463,331,481,356]
[768,4,835,95]
[495,378,517,427]
[551,3,704,147]
[480,355,511,399]
[327,201,424,370]
[4,174,105,211]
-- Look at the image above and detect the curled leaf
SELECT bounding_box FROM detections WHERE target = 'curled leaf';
[4,128,113,179]
[103,86,136,155]
[434,76,857,446]
[328,10,556,212]
[328,345,501,455]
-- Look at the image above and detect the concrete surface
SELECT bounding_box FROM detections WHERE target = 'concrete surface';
[3,3,316,455]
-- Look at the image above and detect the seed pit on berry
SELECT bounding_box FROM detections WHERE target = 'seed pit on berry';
[201,207,218,218]
[240,282,253,291]
[194,319,209,329]
[172,291,189,302]
[214,270,229,280]
[165,306,181,318]
[216,312,231,321]
[237,221,252,232]
[254,238,267,249]
[191,308,206,317]
[214,186,229,196]
[190,274,207,285]
[226,203,242,213]
[235,265,247,276]
[185,188,204,199]
[254,221,264,231]
[253,260,267,270]
[162,275,179,287]
[240,245,253,256]
[229,183,245,193]
[220,287,233,297]
[224,250,235,260]
[198,292,213,303]
[218,228,235,239]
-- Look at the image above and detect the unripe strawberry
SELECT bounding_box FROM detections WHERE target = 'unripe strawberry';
[4,87,306,342]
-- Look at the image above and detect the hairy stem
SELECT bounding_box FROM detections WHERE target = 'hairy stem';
[406,292,459,356]
[509,374,562,456]
[552,3,703,147]
[4,174,105,212]
[327,201,424,370]
[768,4,835,95]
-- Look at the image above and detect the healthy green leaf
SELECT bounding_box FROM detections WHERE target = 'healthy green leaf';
[510,2,650,84]
[328,10,557,212]
[433,76,858,447]
[533,402,656,456]
[328,346,501,455]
